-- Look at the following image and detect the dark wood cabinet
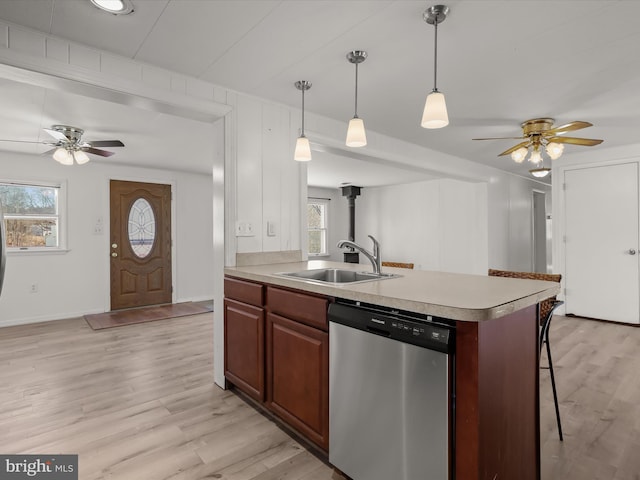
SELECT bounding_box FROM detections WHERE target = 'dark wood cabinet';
[266,312,329,450]
[224,277,265,401]
[224,298,265,401]
[224,276,330,451]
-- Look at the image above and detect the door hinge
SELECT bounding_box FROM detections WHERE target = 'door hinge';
[562,183,567,191]
[171,285,174,293]
[563,235,567,243]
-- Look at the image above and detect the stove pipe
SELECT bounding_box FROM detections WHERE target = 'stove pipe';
[341,185,362,263]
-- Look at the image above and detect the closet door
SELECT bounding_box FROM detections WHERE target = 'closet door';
[564,162,639,324]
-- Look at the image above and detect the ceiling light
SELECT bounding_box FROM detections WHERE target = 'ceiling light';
[294,80,312,162]
[90,0,134,15]
[530,167,551,178]
[546,142,564,160]
[510,147,528,163]
[53,148,73,166]
[529,147,543,164]
[73,150,90,165]
[421,5,450,129]
[346,50,368,147]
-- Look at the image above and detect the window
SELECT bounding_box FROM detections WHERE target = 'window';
[307,199,329,256]
[0,181,63,251]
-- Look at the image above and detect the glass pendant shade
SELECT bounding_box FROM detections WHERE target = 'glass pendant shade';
[529,149,543,164]
[546,142,564,160]
[511,147,528,163]
[73,150,90,165]
[346,117,367,147]
[421,90,449,129]
[294,136,311,162]
[530,167,551,178]
[53,147,73,165]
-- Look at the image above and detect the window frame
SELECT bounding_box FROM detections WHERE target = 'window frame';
[307,197,330,257]
[0,179,68,255]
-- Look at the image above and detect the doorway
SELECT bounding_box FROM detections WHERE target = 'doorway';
[110,180,172,310]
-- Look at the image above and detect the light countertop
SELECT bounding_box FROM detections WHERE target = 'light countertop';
[224,260,560,322]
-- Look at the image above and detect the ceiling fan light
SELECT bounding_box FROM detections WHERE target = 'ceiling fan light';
[53,148,73,166]
[294,136,311,162]
[511,147,528,163]
[421,90,449,129]
[546,142,564,160]
[346,117,367,147]
[530,167,551,178]
[529,149,543,164]
[73,150,90,165]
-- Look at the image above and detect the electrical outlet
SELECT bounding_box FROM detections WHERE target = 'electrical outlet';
[30,284,38,293]
[235,221,255,237]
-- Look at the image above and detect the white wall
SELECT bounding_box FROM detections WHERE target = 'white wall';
[307,186,348,262]
[226,93,304,260]
[354,179,488,274]
[0,150,216,327]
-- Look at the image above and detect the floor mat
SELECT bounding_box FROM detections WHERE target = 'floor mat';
[84,301,213,330]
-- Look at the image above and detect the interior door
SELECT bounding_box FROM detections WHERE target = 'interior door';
[564,162,639,324]
[110,180,172,310]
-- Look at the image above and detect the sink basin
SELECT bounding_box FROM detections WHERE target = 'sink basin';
[277,268,400,285]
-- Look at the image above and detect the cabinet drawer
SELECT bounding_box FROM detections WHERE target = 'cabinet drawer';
[267,286,328,331]
[225,276,264,307]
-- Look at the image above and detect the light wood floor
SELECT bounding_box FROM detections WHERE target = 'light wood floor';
[1,313,639,480]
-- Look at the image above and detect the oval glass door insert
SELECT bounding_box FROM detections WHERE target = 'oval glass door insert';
[128,198,156,258]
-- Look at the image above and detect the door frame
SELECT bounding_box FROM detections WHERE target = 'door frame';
[531,189,548,274]
[102,176,177,311]
[553,155,640,315]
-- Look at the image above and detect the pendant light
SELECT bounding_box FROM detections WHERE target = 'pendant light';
[345,50,367,147]
[294,80,312,162]
[421,5,450,129]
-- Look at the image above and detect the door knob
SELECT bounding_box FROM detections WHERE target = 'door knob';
[112,243,118,249]
[629,249,636,255]
[111,252,118,257]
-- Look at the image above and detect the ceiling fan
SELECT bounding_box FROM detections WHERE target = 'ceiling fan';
[473,118,604,169]
[0,124,124,165]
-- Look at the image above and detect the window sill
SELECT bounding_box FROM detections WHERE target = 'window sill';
[6,248,70,256]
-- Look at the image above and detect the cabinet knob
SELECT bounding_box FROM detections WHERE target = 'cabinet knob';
[112,243,118,249]
[111,252,118,257]
[629,249,637,255]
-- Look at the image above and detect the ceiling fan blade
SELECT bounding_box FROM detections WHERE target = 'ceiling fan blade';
[472,136,526,141]
[88,140,124,147]
[498,141,531,157]
[41,148,58,156]
[43,128,69,142]
[547,136,603,146]
[82,147,115,157]
[544,121,592,135]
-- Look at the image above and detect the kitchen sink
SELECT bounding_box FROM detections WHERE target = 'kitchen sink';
[276,268,400,285]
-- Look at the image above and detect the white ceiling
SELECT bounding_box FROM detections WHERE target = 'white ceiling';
[0,0,639,186]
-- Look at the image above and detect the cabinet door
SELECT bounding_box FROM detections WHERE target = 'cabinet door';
[267,312,329,451]
[224,298,264,401]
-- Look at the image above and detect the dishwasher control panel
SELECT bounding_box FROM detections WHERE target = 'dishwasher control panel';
[388,319,450,345]
[329,301,454,353]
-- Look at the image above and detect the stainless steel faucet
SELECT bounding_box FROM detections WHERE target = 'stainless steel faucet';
[337,235,381,275]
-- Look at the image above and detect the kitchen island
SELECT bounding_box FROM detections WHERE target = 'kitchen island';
[224,260,560,480]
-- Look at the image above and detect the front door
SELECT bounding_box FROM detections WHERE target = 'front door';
[110,180,172,310]
[564,162,639,324]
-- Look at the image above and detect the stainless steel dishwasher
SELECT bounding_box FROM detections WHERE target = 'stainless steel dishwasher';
[328,301,454,480]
